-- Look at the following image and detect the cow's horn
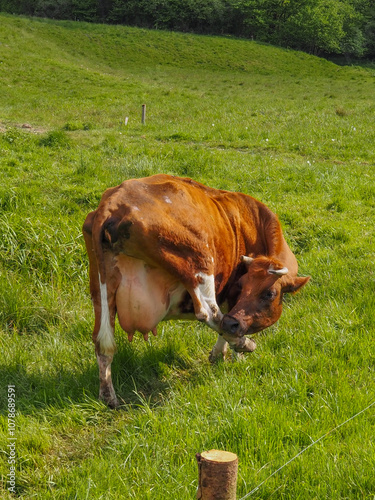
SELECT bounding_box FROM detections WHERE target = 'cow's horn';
[268,266,288,276]
[241,256,254,265]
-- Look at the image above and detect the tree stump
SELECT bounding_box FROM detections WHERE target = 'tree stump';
[196,449,238,500]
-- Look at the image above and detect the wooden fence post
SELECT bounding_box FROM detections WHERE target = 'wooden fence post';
[141,104,146,124]
[196,449,238,500]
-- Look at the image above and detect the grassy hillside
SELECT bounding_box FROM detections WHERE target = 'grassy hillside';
[0,14,374,499]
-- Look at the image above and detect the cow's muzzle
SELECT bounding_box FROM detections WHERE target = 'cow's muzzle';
[220,314,256,353]
[221,314,241,336]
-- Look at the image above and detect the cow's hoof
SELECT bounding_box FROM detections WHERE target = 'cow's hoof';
[233,337,257,353]
[208,349,226,363]
[100,396,120,409]
[107,397,120,409]
[231,351,245,362]
[99,389,120,409]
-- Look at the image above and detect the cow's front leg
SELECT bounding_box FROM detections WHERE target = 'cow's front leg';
[209,334,228,362]
[186,272,253,364]
[189,272,223,329]
[209,335,248,362]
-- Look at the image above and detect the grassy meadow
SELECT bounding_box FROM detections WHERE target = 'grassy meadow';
[0,13,374,499]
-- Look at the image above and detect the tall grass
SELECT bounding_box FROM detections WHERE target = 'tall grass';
[0,14,374,499]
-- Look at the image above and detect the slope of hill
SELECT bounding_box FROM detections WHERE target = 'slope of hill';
[0,14,372,127]
[0,14,374,500]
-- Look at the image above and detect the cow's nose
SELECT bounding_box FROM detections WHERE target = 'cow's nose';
[221,315,240,335]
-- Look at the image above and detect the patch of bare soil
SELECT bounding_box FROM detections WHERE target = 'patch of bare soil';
[0,122,47,134]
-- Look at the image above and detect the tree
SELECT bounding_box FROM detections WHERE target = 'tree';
[284,0,354,55]
[0,0,373,58]
[233,0,368,57]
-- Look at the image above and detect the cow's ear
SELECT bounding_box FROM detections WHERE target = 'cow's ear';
[282,276,310,294]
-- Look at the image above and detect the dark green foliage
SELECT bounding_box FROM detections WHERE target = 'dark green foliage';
[63,121,93,131]
[0,0,374,57]
[0,0,100,21]
[39,130,71,148]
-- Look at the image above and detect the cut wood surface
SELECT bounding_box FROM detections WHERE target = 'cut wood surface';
[196,449,238,499]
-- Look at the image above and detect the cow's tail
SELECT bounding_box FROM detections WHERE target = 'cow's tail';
[93,213,109,285]
[83,209,108,285]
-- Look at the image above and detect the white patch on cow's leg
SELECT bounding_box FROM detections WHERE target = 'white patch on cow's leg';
[96,275,116,356]
[209,335,228,362]
[192,273,223,330]
[97,353,119,409]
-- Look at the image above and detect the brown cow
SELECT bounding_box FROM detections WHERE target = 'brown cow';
[83,174,309,408]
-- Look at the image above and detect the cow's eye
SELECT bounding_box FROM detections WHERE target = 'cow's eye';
[262,290,276,301]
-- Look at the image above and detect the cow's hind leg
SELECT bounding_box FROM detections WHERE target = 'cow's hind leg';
[94,276,119,408]
[186,272,230,363]
[97,353,118,408]
[189,272,223,329]
[83,222,119,409]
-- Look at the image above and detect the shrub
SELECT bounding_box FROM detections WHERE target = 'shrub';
[39,130,71,148]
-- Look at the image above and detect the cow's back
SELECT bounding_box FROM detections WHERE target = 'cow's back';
[93,175,248,287]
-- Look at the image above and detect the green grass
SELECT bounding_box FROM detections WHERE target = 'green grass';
[0,13,374,499]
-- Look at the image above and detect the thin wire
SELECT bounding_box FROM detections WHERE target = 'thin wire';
[239,399,375,500]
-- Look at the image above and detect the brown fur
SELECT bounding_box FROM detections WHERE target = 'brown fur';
[83,175,309,407]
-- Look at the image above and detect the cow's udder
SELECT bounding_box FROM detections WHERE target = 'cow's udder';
[115,255,186,336]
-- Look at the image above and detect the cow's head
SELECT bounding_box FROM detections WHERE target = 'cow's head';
[220,255,309,345]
